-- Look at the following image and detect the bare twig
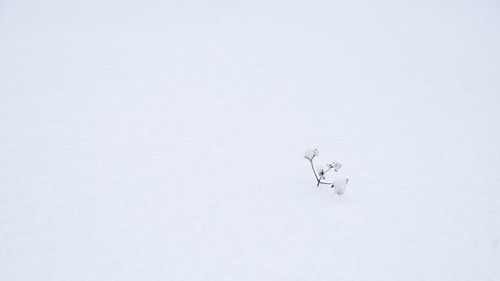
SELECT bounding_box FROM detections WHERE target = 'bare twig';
[305,149,347,192]
[309,159,319,182]
[310,158,334,186]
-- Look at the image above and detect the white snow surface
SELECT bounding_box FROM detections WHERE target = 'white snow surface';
[1,1,500,280]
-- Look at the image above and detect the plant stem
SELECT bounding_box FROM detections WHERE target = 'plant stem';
[310,159,319,182]
[318,181,333,185]
[322,166,334,177]
[309,157,334,187]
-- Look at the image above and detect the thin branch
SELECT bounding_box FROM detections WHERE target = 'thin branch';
[310,159,319,182]
[321,166,334,178]
[312,160,334,187]
[318,181,333,185]
[305,149,345,191]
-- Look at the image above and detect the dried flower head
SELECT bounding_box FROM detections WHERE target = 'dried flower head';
[332,178,349,195]
[327,162,342,172]
[304,148,319,161]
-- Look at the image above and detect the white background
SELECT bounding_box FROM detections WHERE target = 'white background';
[1,1,499,280]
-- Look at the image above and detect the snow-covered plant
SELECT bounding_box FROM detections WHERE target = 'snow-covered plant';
[304,148,349,195]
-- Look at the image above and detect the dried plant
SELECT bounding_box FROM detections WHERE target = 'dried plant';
[304,148,349,195]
